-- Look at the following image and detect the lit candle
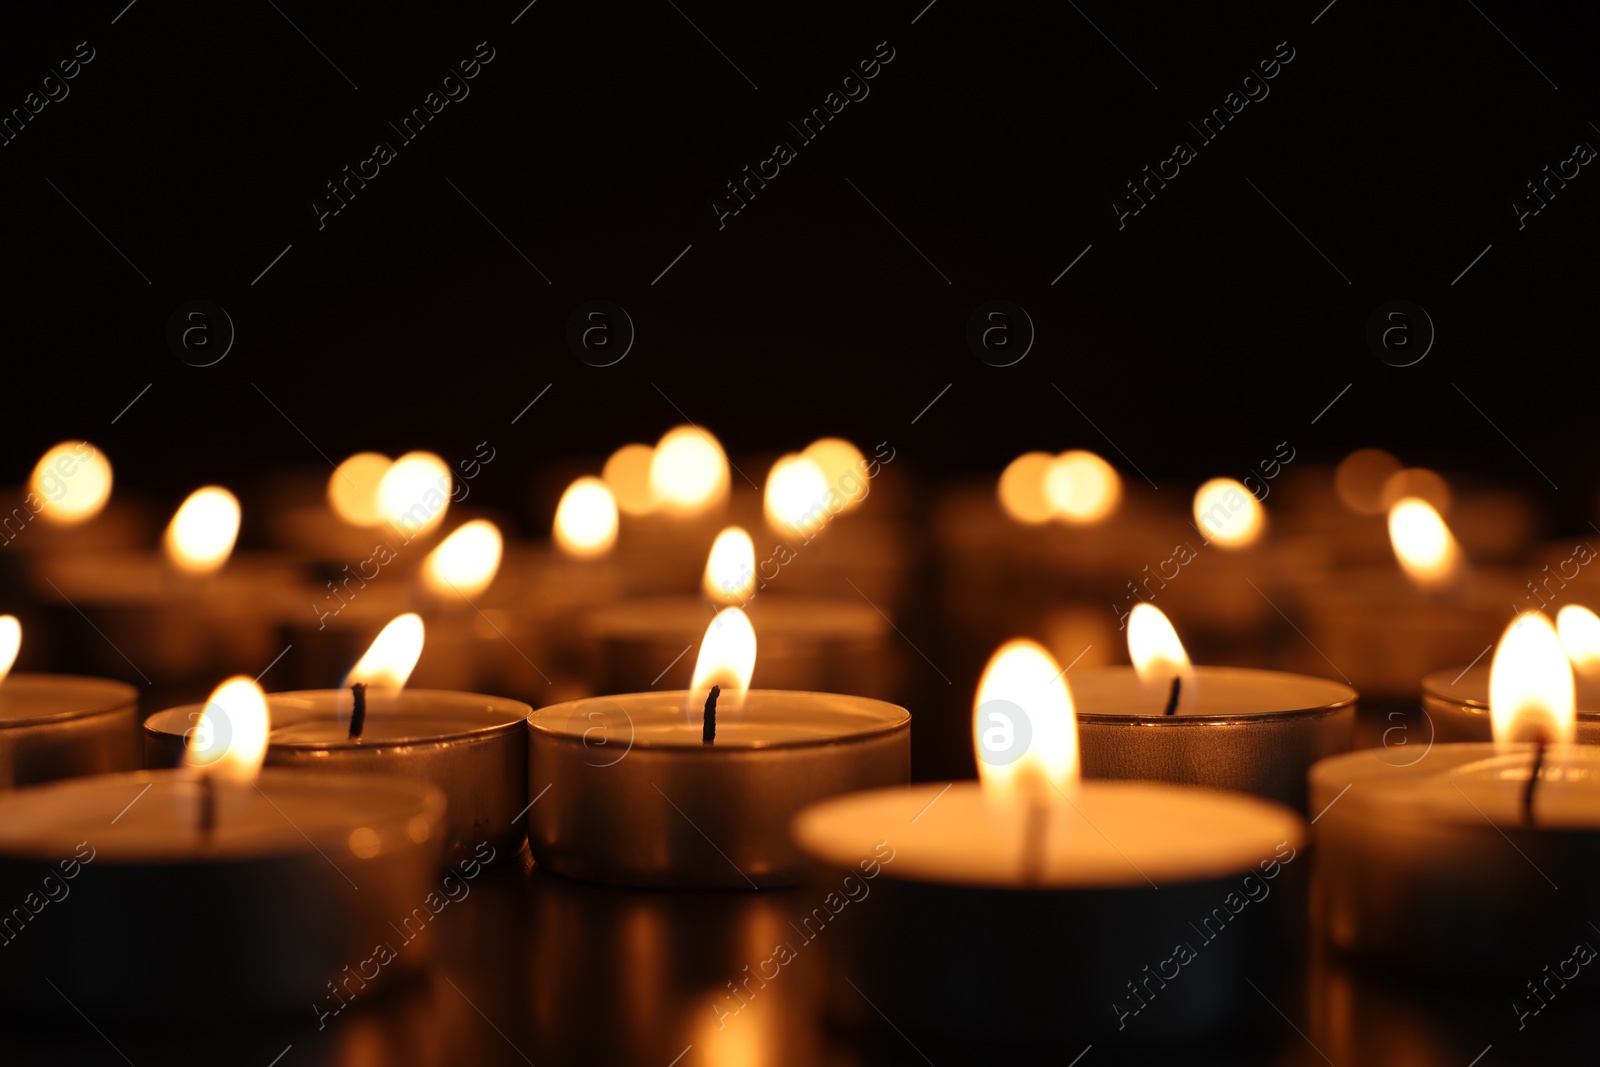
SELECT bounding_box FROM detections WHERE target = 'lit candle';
[1311,612,1600,973]
[1073,604,1356,812]
[0,677,445,1019]
[146,615,530,862]
[527,607,910,888]
[0,616,139,787]
[791,640,1305,1046]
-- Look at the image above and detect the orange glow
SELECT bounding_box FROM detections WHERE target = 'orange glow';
[703,526,756,606]
[1193,478,1264,548]
[997,452,1055,525]
[348,613,425,691]
[1490,613,1576,746]
[763,454,831,538]
[649,426,729,513]
[1334,449,1401,516]
[1380,468,1452,514]
[802,438,868,514]
[183,676,270,779]
[327,452,392,527]
[553,476,618,559]
[0,616,19,685]
[1045,451,1121,524]
[1387,498,1460,591]
[1557,605,1600,674]
[164,487,240,574]
[688,608,756,714]
[973,639,1078,798]
[376,451,451,535]
[422,520,503,598]
[31,441,112,525]
[602,443,658,517]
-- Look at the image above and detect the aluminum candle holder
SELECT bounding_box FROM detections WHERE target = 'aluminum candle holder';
[145,689,530,863]
[1422,665,1600,744]
[0,674,140,788]
[527,690,910,889]
[1070,666,1357,813]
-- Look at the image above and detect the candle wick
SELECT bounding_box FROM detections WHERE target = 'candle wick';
[198,775,216,842]
[1020,797,1050,886]
[349,682,368,742]
[702,685,721,746]
[1523,731,1549,827]
[1162,676,1182,717]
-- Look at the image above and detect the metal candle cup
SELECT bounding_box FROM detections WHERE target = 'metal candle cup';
[791,781,1306,1048]
[1422,664,1600,744]
[1071,666,1357,813]
[144,689,530,864]
[527,690,910,889]
[1310,745,1600,974]
[0,768,444,1019]
[0,674,140,788]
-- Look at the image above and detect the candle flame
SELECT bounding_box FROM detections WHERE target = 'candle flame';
[0,616,19,685]
[164,487,240,574]
[1557,605,1600,674]
[1127,603,1195,713]
[602,443,658,517]
[649,425,729,513]
[1193,478,1264,548]
[689,608,756,714]
[553,476,618,559]
[376,451,451,536]
[1387,497,1460,590]
[973,639,1079,799]
[327,452,392,527]
[31,441,112,525]
[764,454,831,538]
[802,438,868,514]
[183,676,269,779]
[422,519,503,597]
[348,613,425,691]
[703,526,756,606]
[1045,450,1121,524]
[1489,612,1575,746]
[997,452,1055,525]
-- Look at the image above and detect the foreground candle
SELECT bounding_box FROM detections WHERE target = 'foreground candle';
[527,608,909,888]
[0,616,140,787]
[0,678,445,1019]
[1312,612,1600,973]
[791,640,1305,1047]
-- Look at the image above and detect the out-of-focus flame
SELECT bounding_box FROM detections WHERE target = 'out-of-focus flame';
[1380,468,1451,514]
[802,438,868,514]
[553,477,618,559]
[973,639,1078,799]
[0,616,19,686]
[165,487,240,574]
[1556,605,1600,675]
[31,442,112,525]
[1045,450,1121,524]
[764,454,831,538]
[649,426,729,513]
[688,608,756,713]
[1334,449,1401,516]
[703,527,756,606]
[327,452,392,527]
[183,676,269,779]
[1193,478,1264,548]
[376,451,451,535]
[348,613,425,691]
[1489,612,1575,745]
[997,452,1055,525]
[1387,497,1460,591]
[602,443,658,517]
[1127,603,1195,713]
[423,520,503,597]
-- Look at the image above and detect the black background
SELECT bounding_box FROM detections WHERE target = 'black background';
[0,0,1593,524]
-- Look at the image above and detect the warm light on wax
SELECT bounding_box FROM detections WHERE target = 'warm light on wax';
[1045,450,1120,524]
[703,526,756,606]
[327,452,392,527]
[183,677,270,778]
[1490,613,1576,746]
[1388,497,1460,591]
[553,477,618,559]
[973,640,1079,799]
[1193,478,1264,548]
[164,487,240,574]
[0,616,19,685]
[31,442,112,525]
[688,608,756,714]
[649,426,729,513]
[347,613,425,691]
[422,520,503,598]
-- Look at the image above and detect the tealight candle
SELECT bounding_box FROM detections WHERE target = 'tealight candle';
[791,640,1306,1048]
[1073,604,1356,812]
[1311,612,1600,973]
[527,607,909,888]
[145,614,530,863]
[0,678,445,1019]
[0,616,140,787]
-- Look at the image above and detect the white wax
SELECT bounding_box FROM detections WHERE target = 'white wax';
[0,674,136,727]
[530,689,908,749]
[1070,666,1354,719]
[792,780,1303,888]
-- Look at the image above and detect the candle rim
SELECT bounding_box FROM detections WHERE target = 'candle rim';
[1425,664,1600,719]
[0,673,140,727]
[529,689,910,750]
[144,689,532,749]
[1068,666,1356,723]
